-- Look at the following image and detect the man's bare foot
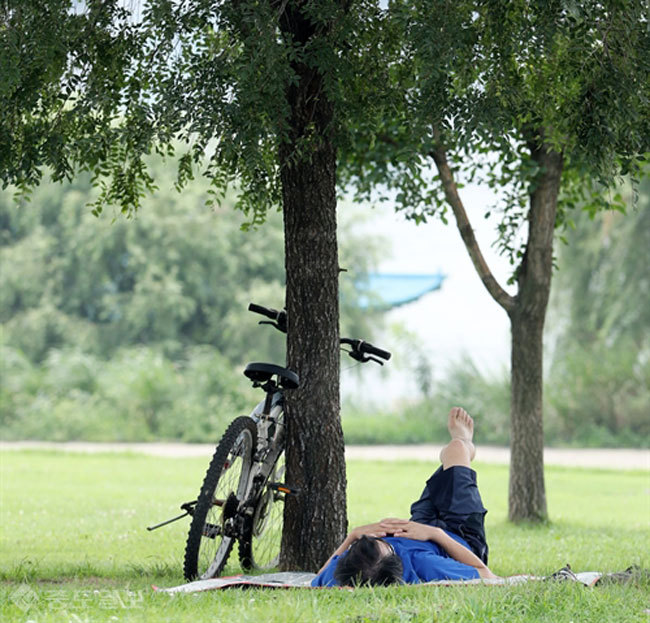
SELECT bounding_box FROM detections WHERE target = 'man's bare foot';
[447,407,473,441]
[447,407,476,460]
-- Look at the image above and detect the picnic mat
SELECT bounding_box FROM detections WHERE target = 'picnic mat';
[153,569,606,593]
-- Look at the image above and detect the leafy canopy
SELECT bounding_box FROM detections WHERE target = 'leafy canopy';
[1,0,388,222]
[3,1,647,275]
[342,0,649,264]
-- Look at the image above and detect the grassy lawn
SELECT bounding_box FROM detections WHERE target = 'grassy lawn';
[1,450,649,622]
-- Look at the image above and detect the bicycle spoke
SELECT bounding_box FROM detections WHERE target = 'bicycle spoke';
[240,451,285,570]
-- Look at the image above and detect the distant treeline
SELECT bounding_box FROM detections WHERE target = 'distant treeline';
[0,164,383,441]
[1,172,648,447]
[543,179,650,448]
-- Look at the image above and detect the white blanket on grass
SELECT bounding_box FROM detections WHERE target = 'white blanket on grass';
[153,570,603,593]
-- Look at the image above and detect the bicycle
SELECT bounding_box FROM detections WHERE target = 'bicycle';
[148,303,391,581]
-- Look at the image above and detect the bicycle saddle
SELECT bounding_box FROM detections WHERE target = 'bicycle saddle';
[244,363,300,390]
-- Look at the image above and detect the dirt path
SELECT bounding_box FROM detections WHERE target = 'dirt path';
[1,441,648,470]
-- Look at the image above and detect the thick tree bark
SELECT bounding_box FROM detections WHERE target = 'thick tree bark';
[432,133,563,522]
[507,141,563,522]
[277,4,347,571]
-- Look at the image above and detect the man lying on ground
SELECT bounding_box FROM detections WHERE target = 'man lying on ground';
[312,407,498,587]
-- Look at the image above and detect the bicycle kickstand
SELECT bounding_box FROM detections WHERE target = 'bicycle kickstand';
[146,500,197,531]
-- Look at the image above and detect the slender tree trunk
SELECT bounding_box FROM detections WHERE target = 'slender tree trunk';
[277,4,347,571]
[507,140,563,522]
[508,306,547,521]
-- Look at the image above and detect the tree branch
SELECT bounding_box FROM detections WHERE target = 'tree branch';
[518,137,564,304]
[430,141,516,313]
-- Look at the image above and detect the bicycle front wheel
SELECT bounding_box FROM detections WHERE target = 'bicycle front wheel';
[183,416,257,581]
[239,449,286,571]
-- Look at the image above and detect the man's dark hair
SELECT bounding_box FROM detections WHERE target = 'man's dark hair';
[333,536,403,587]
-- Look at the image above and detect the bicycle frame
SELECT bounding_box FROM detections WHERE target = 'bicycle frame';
[239,392,287,526]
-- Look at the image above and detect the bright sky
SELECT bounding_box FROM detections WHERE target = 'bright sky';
[341,183,516,404]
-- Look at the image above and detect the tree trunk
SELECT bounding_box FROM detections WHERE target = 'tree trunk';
[507,140,563,522]
[508,306,547,521]
[277,4,347,571]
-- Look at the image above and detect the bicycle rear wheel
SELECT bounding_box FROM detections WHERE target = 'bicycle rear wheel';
[183,416,257,580]
[239,449,286,570]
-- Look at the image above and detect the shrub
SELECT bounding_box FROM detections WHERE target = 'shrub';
[0,345,256,442]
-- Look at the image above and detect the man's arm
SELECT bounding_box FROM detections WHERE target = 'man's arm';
[378,518,498,579]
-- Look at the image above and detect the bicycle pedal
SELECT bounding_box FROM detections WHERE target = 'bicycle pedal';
[268,482,300,496]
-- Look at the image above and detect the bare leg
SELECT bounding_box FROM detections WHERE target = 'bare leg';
[436,408,498,578]
[440,407,476,470]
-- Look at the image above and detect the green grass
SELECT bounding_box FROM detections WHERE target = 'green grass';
[1,450,649,622]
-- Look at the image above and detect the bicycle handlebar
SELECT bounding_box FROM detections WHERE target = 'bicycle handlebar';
[248,303,287,333]
[248,303,281,320]
[339,338,391,362]
[249,303,391,365]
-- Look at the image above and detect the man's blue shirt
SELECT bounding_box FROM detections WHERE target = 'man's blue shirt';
[311,533,480,587]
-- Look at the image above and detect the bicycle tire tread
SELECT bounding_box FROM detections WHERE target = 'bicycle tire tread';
[183,416,257,581]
